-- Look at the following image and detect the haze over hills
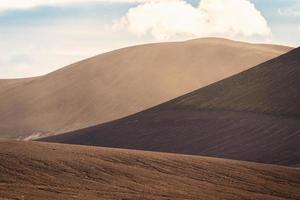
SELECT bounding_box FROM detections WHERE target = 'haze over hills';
[43,47,300,166]
[1,139,299,200]
[0,38,292,139]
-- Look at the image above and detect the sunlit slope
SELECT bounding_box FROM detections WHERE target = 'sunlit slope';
[0,38,291,139]
[0,78,35,93]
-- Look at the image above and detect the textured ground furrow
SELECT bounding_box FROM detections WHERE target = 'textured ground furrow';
[0,140,299,200]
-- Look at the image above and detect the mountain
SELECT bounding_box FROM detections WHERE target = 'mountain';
[42,47,300,166]
[0,38,291,139]
[1,139,299,200]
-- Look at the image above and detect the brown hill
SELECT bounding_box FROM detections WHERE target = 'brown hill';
[0,38,291,139]
[0,78,35,93]
[42,48,300,166]
[1,139,299,200]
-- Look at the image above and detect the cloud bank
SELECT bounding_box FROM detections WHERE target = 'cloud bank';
[0,0,174,12]
[115,0,271,41]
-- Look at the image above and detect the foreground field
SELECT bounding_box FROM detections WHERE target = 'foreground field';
[0,140,299,200]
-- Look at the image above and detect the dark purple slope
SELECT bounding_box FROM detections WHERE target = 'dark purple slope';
[41,48,300,166]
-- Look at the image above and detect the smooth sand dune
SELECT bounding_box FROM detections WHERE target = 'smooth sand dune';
[0,140,299,200]
[43,48,300,166]
[0,38,292,139]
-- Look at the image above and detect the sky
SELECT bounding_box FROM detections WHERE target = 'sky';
[0,0,299,78]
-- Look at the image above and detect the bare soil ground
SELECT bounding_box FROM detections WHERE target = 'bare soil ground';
[0,140,299,200]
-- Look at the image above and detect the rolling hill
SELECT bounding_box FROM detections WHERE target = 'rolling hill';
[0,78,36,93]
[42,47,300,166]
[0,38,291,139]
[0,139,299,200]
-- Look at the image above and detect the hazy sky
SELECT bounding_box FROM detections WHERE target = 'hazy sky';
[0,0,299,78]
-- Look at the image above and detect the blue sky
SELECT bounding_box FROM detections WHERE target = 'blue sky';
[0,0,299,78]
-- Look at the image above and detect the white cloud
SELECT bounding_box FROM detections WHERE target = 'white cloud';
[115,0,271,41]
[0,0,174,12]
[278,8,300,16]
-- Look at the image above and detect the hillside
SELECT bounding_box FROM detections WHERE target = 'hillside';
[0,78,35,93]
[0,140,299,200]
[43,48,300,166]
[0,38,291,139]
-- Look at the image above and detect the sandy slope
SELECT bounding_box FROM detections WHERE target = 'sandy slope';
[43,48,300,166]
[0,140,299,200]
[0,78,36,93]
[0,38,291,139]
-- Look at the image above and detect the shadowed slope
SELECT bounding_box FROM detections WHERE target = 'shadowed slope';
[0,38,291,139]
[43,48,300,166]
[0,140,299,200]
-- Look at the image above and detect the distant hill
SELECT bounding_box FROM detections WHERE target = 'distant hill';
[43,48,300,166]
[1,140,299,200]
[0,38,291,139]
